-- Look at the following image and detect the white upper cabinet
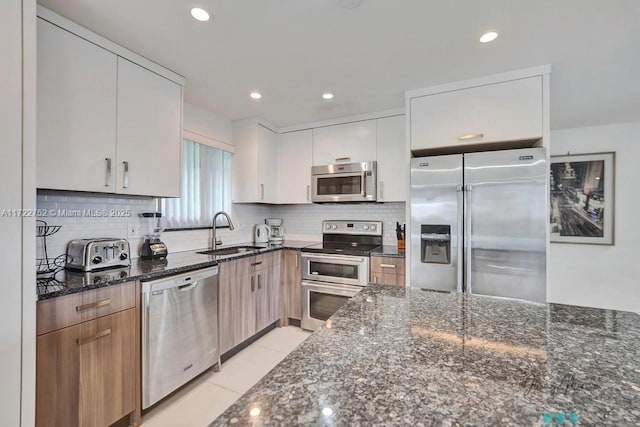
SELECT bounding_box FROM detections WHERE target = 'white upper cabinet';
[232,123,279,203]
[36,10,184,197]
[116,58,181,197]
[37,19,118,192]
[279,130,313,204]
[376,115,406,202]
[410,76,543,151]
[258,125,279,203]
[312,121,377,166]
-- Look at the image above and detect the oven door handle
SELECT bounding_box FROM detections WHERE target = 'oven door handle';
[302,281,361,296]
[301,254,367,264]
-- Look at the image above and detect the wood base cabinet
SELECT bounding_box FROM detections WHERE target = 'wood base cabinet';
[36,308,136,427]
[281,250,302,323]
[219,253,282,354]
[370,256,406,286]
[219,256,253,354]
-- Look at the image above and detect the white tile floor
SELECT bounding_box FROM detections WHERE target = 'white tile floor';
[141,326,311,427]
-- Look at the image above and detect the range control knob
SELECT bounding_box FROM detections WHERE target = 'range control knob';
[371,224,376,231]
[325,223,332,229]
[91,256,103,264]
[332,224,338,229]
[363,225,369,230]
[120,253,128,260]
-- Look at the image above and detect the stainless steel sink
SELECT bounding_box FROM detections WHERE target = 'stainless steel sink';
[196,246,263,256]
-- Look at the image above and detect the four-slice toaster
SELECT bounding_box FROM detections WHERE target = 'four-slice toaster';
[66,238,131,271]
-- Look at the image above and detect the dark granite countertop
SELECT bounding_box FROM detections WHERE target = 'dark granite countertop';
[36,240,319,300]
[370,245,405,258]
[212,285,640,426]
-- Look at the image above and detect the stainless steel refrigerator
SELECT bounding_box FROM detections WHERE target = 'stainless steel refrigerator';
[410,147,547,302]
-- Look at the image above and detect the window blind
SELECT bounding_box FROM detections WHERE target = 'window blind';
[160,139,231,228]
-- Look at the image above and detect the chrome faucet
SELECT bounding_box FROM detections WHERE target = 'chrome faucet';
[212,211,235,250]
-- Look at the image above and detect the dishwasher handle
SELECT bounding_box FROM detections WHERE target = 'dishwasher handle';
[141,266,218,294]
[177,281,198,291]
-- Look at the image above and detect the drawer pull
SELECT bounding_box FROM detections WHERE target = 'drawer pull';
[76,328,111,345]
[251,261,262,267]
[76,298,111,311]
[458,133,484,141]
[380,264,396,269]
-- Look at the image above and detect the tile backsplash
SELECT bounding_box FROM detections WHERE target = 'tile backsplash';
[36,190,405,260]
[271,203,405,245]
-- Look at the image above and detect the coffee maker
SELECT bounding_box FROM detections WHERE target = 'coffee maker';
[140,212,168,259]
[265,218,284,244]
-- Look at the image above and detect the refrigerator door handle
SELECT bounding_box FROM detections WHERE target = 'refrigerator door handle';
[456,184,464,292]
[464,184,473,294]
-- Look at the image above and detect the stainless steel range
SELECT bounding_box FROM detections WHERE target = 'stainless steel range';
[301,220,382,331]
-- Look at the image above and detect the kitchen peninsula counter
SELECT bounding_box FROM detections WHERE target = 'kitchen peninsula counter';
[212,285,640,426]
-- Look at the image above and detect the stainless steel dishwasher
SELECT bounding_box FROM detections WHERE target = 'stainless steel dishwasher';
[142,266,219,409]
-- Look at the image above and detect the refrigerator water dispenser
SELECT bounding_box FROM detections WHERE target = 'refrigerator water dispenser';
[420,225,451,264]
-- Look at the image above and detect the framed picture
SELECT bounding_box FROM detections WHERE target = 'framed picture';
[550,152,615,245]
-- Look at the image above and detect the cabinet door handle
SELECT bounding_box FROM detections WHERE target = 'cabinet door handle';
[458,133,484,141]
[306,185,310,201]
[251,261,262,267]
[260,184,264,200]
[257,274,261,289]
[295,254,299,268]
[76,328,111,345]
[105,158,112,187]
[380,264,396,269]
[335,157,351,163]
[76,298,111,312]
[251,276,255,292]
[122,161,129,188]
[373,276,378,283]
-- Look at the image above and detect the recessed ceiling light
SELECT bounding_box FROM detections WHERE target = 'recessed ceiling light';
[322,93,334,100]
[190,7,211,22]
[337,0,364,9]
[479,31,498,43]
[250,92,262,99]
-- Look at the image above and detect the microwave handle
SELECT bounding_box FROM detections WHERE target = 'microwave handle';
[361,171,366,197]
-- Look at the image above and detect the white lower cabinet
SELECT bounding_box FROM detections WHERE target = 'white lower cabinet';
[232,123,279,203]
[376,115,406,202]
[279,130,313,204]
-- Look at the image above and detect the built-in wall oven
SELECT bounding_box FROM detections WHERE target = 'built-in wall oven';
[311,161,377,203]
[301,220,382,331]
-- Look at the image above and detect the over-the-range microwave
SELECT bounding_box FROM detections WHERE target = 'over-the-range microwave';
[311,161,377,203]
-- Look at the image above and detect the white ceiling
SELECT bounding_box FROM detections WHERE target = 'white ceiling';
[38,0,640,129]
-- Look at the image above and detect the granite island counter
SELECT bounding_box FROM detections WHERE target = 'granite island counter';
[211,285,640,426]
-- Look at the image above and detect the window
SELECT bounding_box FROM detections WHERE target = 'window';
[160,139,232,228]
